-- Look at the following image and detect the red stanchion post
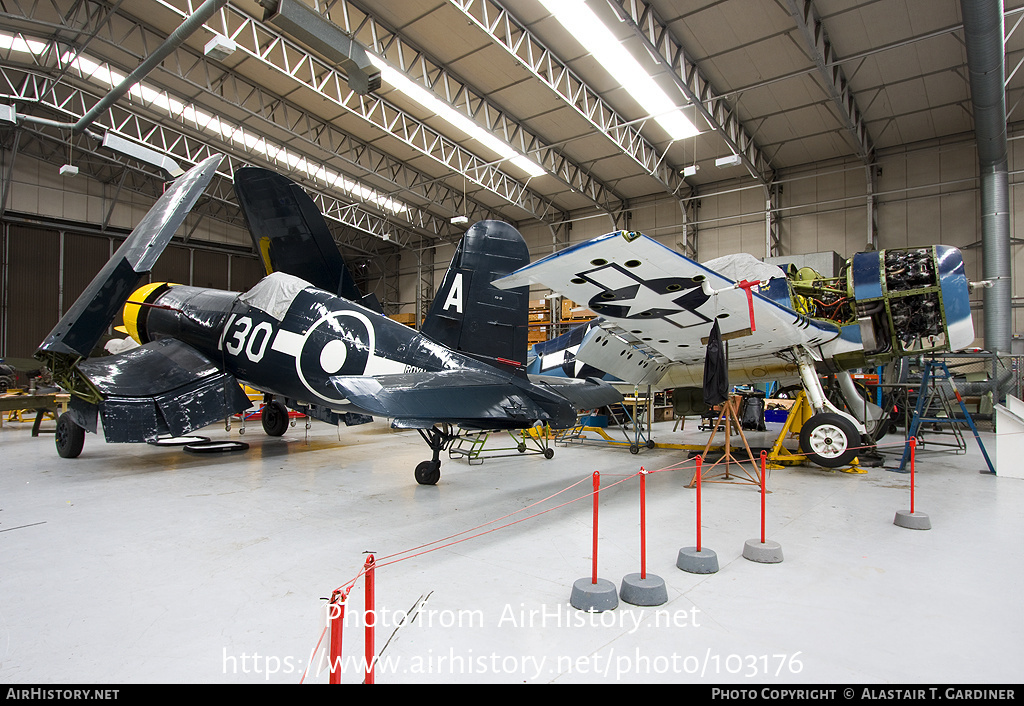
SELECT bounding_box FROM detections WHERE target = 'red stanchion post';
[741,450,783,563]
[677,454,718,573]
[695,455,703,552]
[329,589,348,684]
[760,450,767,544]
[894,435,930,529]
[639,468,647,580]
[591,471,600,584]
[620,466,667,606]
[364,555,375,685]
[571,471,617,611]
[910,436,917,514]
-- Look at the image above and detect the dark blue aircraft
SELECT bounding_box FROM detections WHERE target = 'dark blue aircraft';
[35,156,621,484]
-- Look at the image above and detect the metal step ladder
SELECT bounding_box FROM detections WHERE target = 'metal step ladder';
[896,360,995,474]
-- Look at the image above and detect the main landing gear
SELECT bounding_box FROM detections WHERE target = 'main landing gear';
[415,424,458,485]
[799,412,860,469]
[261,399,290,437]
[55,412,85,458]
[793,347,870,469]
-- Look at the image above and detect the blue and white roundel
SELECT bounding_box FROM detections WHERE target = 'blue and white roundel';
[295,311,374,405]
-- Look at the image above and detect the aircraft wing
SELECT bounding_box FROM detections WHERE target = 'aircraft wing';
[493,231,841,388]
[233,166,383,313]
[37,155,224,359]
[332,369,619,430]
[74,338,251,442]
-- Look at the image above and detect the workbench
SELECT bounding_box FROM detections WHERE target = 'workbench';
[0,392,70,436]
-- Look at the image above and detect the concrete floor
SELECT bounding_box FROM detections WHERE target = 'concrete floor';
[1,412,1021,684]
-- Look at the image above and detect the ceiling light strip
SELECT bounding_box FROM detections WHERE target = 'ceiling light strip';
[0,62,422,252]
[448,0,687,196]
[152,0,563,223]
[608,0,772,184]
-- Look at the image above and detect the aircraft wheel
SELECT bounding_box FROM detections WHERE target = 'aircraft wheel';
[415,460,441,485]
[261,400,289,437]
[55,413,85,459]
[799,413,860,468]
[544,447,554,459]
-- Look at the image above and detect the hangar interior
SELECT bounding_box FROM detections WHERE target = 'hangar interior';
[1,0,1022,685]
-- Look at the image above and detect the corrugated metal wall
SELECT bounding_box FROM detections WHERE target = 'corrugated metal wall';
[0,223,263,359]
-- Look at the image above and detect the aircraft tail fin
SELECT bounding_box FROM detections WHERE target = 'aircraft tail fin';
[421,221,531,369]
[233,167,381,313]
[36,154,223,360]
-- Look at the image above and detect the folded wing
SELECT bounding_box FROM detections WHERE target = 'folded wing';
[73,339,251,442]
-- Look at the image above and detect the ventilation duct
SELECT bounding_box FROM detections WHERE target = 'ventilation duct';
[961,0,1011,353]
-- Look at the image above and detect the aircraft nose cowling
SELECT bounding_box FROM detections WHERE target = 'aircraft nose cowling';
[123,282,179,344]
[934,245,975,351]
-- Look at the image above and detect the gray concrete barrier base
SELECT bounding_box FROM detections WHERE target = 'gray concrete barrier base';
[570,577,618,612]
[676,547,719,574]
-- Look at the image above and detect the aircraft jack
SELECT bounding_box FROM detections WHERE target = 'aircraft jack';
[765,391,864,474]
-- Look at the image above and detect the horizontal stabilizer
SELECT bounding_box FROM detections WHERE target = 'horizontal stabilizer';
[75,338,250,442]
[36,155,223,359]
[335,369,548,429]
[529,376,623,410]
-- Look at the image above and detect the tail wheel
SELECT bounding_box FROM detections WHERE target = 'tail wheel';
[261,400,289,437]
[799,413,860,468]
[55,413,85,458]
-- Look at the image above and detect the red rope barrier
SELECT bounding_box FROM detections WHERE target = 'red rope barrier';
[309,426,975,682]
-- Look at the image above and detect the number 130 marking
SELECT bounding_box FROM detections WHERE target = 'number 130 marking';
[220,314,273,363]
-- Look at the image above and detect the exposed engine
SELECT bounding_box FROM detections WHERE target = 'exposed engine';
[786,245,962,365]
[882,249,945,352]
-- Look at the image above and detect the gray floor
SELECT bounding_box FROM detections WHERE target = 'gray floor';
[1,411,1021,684]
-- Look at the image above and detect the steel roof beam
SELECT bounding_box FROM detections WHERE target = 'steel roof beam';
[327,0,627,216]
[783,0,875,164]
[0,64,418,256]
[445,0,691,199]
[608,0,774,186]
[163,0,566,224]
[0,8,505,241]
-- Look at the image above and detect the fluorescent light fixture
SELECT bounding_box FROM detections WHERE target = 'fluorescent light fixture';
[715,154,743,168]
[367,54,547,179]
[539,0,697,141]
[450,215,469,225]
[682,165,699,177]
[59,164,79,177]
[0,104,15,124]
